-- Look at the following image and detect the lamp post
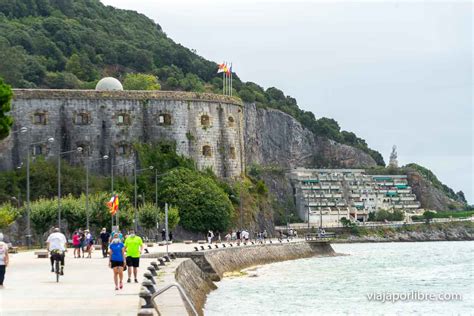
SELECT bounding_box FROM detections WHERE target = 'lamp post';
[26,135,55,247]
[134,164,154,231]
[85,154,109,230]
[57,146,83,229]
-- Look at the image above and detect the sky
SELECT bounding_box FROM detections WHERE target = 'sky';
[101,0,473,203]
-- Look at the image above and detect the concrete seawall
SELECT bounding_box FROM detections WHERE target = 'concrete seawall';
[150,241,335,315]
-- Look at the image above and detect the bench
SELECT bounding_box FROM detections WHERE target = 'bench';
[184,240,193,244]
[146,243,154,247]
[197,240,206,244]
[34,251,49,258]
[8,247,19,254]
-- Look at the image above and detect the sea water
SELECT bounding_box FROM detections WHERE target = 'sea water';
[204,241,473,316]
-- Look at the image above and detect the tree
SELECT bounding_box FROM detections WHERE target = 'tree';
[0,77,13,140]
[0,203,19,229]
[423,211,436,224]
[123,73,161,90]
[157,168,233,233]
[158,205,180,231]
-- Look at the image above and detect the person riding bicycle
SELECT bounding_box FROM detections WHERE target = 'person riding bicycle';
[46,228,67,275]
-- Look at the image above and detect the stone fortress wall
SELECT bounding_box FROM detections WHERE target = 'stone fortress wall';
[1,89,245,178]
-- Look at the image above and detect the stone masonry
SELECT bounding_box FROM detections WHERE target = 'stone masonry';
[1,89,245,178]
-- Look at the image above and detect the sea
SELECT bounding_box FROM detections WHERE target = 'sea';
[204,241,473,316]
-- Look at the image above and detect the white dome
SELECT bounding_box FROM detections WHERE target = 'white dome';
[95,77,123,91]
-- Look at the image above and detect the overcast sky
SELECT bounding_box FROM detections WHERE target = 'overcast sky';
[102,0,473,203]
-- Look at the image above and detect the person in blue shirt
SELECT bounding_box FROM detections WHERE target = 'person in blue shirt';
[108,233,125,290]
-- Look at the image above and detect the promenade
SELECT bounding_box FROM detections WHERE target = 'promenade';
[0,239,305,316]
[0,242,200,316]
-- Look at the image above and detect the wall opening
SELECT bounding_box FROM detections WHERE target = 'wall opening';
[158,113,172,125]
[201,115,210,127]
[33,113,47,125]
[202,145,212,157]
[228,116,235,127]
[230,146,236,159]
[117,113,131,125]
[75,112,90,125]
[117,143,130,156]
[32,144,43,156]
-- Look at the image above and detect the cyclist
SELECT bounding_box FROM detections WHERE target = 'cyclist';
[46,228,67,275]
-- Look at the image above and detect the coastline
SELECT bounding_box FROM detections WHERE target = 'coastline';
[145,240,336,315]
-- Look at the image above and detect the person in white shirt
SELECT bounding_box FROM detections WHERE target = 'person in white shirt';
[46,228,67,275]
[0,233,9,287]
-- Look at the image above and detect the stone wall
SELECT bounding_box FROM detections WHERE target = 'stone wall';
[1,89,244,178]
[170,241,336,315]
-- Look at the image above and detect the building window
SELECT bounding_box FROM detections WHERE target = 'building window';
[32,145,43,156]
[230,146,236,159]
[201,115,210,127]
[228,116,235,127]
[202,145,212,157]
[116,143,130,156]
[33,113,46,125]
[158,113,172,126]
[75,112,90,125]
[117,113,131,125]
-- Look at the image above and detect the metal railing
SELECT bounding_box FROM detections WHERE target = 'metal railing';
[151,282,198,316]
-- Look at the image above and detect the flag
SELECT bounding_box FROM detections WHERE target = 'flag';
[226,64,232,75]
[217,63,227,73]
[107,194,119,215]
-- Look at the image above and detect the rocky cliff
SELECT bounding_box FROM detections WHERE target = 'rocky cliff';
[243,103,377,225]
[244,103,377,169]
[406,169,465,211]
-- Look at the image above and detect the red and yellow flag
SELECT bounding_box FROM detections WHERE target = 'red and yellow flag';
[107,194,119,215]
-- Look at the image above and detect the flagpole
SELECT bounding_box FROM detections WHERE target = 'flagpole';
[230,62,233,97]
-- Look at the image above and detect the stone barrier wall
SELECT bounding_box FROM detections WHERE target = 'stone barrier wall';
[163,241,335,315]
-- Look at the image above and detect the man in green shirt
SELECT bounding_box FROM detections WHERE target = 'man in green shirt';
[124,230,143,283]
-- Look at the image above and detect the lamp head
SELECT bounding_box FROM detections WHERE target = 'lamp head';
[77,147,83,153]
[149,166,154,170]
[103,155,109,160]
[47,137,55,143]
[20,127,28,133]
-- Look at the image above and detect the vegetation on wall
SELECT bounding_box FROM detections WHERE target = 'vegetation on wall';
[0,0,384,164]
[0,77,13,140]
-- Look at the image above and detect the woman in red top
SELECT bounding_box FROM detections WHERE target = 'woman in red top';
[72,231,81,258]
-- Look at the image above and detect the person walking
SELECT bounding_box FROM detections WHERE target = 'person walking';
[84,230,93,258]
[108,233,125,290]
[72,231,81,258]
[0,233,9,287]
[78,229,86,258]
[124,230,143,283]
[161,229,166,241]
[100,228,110,258]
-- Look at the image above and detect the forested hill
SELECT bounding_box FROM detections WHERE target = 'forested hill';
[0,0,384,165]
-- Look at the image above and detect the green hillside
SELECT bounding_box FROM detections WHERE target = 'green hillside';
[0,0,384,165]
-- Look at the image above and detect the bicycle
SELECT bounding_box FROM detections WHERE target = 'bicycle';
[50,250,63,283]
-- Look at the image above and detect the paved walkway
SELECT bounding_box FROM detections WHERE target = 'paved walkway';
[0,239,303,316]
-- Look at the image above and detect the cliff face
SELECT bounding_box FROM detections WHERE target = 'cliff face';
[244,103,377,169]
[406,169,465,211]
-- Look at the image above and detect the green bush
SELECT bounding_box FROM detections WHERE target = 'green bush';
[0,203,19,229]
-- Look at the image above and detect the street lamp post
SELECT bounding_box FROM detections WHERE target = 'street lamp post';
[27,136,55,246]
[134,164,154,231]
[85,155,109,230]
[57,146,83,229]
